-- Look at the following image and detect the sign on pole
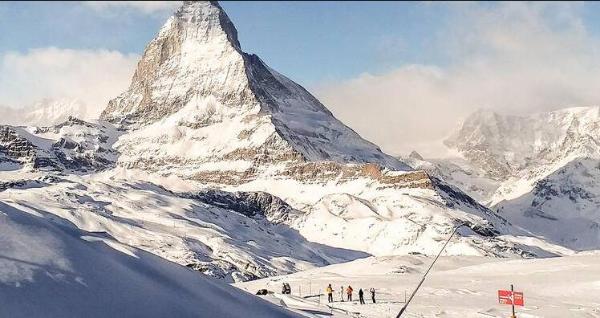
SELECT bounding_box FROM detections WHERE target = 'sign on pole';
[498,285,524,318]
[497,290,524,306]
[498,290,512,305]
[513,292,524,306]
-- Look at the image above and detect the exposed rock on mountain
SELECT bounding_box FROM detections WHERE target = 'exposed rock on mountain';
[186,190,296,224]
[0,117,119,172]
[445,107,600,182]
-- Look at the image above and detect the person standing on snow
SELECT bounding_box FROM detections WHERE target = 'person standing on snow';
[346,285,353,302]
[326,284,333,303]
[340,286,344,302]
[358,288,365,304]
[370,288,376,303]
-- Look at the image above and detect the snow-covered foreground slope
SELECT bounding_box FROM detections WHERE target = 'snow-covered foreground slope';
[237,254,600,318]
[0,172,366,283]
[0,201,300,318]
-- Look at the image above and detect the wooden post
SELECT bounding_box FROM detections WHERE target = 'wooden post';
[511,284,516,318]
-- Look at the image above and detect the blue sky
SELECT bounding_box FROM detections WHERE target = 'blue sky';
[1,1,455,86]
[2,2,600,156]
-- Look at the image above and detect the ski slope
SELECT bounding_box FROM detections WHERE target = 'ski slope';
[237,254,600,317]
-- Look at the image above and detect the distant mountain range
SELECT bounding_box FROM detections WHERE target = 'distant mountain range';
[405,106,600,250]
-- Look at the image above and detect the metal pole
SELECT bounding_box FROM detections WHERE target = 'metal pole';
[396,223,465,318]
[511,284,516,318]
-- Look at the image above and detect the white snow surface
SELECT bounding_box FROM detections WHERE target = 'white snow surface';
[0,200,301,318]
[1,2,598,317]
[0,1,558,289]
[237,254,600,317]
[0,172,367,283]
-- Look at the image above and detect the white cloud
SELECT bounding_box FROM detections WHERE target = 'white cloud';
[0,47,139,121]
[83,1,181,14]
[315,2,600,158]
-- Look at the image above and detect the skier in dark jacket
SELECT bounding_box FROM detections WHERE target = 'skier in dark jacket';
[370,288,376,303]
[358,289,365,304]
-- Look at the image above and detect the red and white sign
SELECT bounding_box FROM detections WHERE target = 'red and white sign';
[498,290,524,306]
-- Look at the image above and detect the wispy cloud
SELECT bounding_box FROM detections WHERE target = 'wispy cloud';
[315,2,600,157]
[0,47,139,118]
[83,1,180,15]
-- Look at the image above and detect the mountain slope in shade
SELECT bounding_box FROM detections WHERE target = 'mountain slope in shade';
[101,1,409,173]
[0,201,300,318]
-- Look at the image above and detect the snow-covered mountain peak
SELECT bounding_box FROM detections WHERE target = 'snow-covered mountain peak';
[101,0,250,124]
[102,0,410,171]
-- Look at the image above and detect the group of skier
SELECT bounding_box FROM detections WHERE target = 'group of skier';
[325,284,376,305]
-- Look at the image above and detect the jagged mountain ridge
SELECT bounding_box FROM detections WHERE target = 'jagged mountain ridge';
[0,117,118,172]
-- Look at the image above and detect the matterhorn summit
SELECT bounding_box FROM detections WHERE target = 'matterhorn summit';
[102,1,409,175]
